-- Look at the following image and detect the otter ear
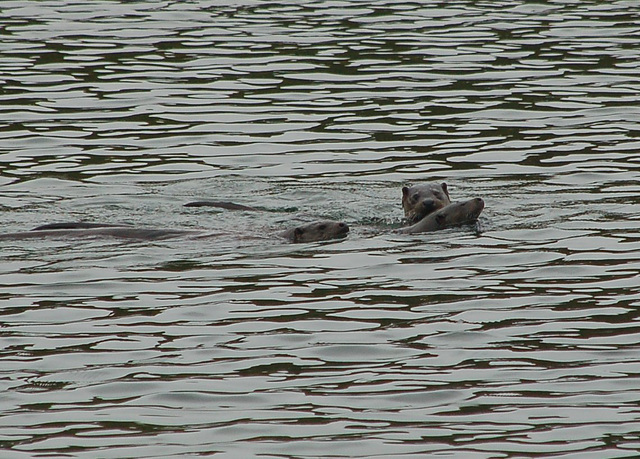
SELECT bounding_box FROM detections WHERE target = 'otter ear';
[293,227,304,242]
[436,213,446,226]
[441,182,450,199]
[402,186,409,198]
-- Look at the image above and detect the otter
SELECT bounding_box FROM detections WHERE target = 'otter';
[279,220,349,243]
[0,220,349,243]
[0,226,193,241]
[183,201,259,211]
[402,182,451,224]
[31,222,128,231]
[399,198,484,234]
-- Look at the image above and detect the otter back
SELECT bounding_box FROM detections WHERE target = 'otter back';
[1,220,349,244]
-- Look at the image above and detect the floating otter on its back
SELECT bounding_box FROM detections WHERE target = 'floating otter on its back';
[399,198,484,234]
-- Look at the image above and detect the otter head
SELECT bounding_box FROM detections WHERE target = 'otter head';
[458,197,484,224]
[436,197,484,228]
[402,182,451,224]
[287,220,349,243]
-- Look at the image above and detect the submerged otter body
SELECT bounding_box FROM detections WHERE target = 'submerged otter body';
[402,182,451,224]
[399,198,484,234]
[183,201,258,211]
[0,226,194,241]
[32,222,130,231]
[0,220,349,244]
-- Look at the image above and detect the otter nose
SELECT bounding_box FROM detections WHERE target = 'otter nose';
[420,198,435,208]
[474,197,485,209]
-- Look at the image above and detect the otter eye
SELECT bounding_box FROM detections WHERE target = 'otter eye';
[319,224,327,231]
[434,192,442,199]
[411,193,419,202]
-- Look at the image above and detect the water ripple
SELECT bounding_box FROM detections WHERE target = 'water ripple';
[2,0,640,457]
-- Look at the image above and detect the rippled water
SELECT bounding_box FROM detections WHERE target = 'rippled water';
[2,1,640,457]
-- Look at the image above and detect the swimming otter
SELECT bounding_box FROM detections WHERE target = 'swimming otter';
[0,226,192,241]
[181,200,349,241]
[402,182,451,224]
[183,201,259,211]
[32,222,128,231]
[399,198,484,234]
[1,220,349,243]
[279,220,349,243]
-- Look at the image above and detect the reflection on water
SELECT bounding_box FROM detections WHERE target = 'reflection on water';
[1,0,640,457]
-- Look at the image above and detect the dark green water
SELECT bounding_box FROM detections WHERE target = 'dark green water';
[1,1,640,457]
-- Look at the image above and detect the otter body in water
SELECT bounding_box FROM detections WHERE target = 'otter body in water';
[183,201,259,211]
[0,226,194,241]
[0,220,349,243]
[181,199,348,242]
[279,220,348,243]
[402,182,451,224]
[399,198,484,234]
[31,222,130,231]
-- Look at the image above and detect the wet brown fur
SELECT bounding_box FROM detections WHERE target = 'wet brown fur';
[279,220,349,243]
[1,220,349,244]
[402,182,451,224]
[399,198,484,234]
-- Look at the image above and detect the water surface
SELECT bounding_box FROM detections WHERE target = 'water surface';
[1,1,640,457]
